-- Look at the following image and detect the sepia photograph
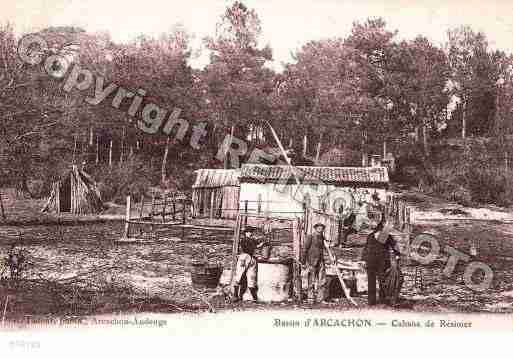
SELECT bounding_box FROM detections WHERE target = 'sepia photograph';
[1,0,513,355]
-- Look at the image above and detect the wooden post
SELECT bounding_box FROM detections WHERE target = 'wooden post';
[337,205,343,245]
[302,202,308,235]
[230,214,242,286]
[149,193,155,234]
[123,195,131,239]
[405,207,412,265]
[172,200,176,220]
[56,182,61,214]
[209,191,215,221]
[138,195,145,220]
[292,218,302,303]
[257,194,262,214]
[182,201,186,224]
[244,200,248,227]
[162,195,167,222]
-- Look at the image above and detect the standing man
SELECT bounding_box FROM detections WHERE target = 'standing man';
[233,227,264,303]
[301,223,327,304]
[362,217,402,306]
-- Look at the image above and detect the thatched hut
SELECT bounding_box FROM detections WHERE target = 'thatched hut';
[191,169,240,219]
[42,165,103,215]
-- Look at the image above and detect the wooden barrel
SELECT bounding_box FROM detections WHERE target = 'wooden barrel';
[190,262,222,289]
[255,258,293,302]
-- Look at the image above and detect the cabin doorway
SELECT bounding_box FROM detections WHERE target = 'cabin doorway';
[59,177,72,212]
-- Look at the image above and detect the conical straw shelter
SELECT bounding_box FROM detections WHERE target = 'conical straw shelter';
[42,165,103,215]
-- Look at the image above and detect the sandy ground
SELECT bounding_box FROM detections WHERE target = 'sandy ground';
[1,188,513,321]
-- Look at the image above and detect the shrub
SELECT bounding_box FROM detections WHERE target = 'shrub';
[91,156,156,204]
[423,145,513,207]
[26,179,46,199]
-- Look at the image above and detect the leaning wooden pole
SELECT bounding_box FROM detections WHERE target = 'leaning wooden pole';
[325,243,357,306]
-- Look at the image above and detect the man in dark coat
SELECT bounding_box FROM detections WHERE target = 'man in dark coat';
[301,223,327,303]
[233,227,264,303]
[362,218,402,306]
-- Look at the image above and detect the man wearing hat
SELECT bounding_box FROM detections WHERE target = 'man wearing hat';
[362,216,402,306]
[233,226,265,303]
[301,223,328,303]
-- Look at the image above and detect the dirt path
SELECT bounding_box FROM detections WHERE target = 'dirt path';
[1,188,513,317]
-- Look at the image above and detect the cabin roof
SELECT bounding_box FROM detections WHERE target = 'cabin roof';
[239,164,389,185]
[192,169,240,188]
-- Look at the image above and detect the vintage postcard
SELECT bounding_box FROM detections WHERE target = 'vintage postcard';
[1,0,512,356]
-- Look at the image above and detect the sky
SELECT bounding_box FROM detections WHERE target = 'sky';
[3,0,513,71]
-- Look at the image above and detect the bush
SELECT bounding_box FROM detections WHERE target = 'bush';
[423,144,513,207]
[27,179,46,199]
[91,156,156,204]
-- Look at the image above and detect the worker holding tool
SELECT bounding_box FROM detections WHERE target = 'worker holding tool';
[233,227,264,303]
[361,216,402,306]
[301,223,328,304]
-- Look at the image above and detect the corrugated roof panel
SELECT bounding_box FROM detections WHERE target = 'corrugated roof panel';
[240,164,389,184]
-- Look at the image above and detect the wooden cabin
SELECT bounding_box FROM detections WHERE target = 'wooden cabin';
[191,164,389,220]
[238,164,389,218]
[191,169,240,219]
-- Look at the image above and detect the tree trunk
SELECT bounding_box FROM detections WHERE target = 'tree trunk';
[119,126,126,165]
[89,127,93,146]
[73,135,77,164]
[423,124,429,155]
[315,132,323,163]
[302,131,308,157]
[109,139,113,167]
[211,122,218,154]
[462,99,467,139]
[95,135,99,164]
[224,125,234,169]
[161,136,170,185]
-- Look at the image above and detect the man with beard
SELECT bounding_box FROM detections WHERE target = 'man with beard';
[362,217,402,306]
[301,223,328,304]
